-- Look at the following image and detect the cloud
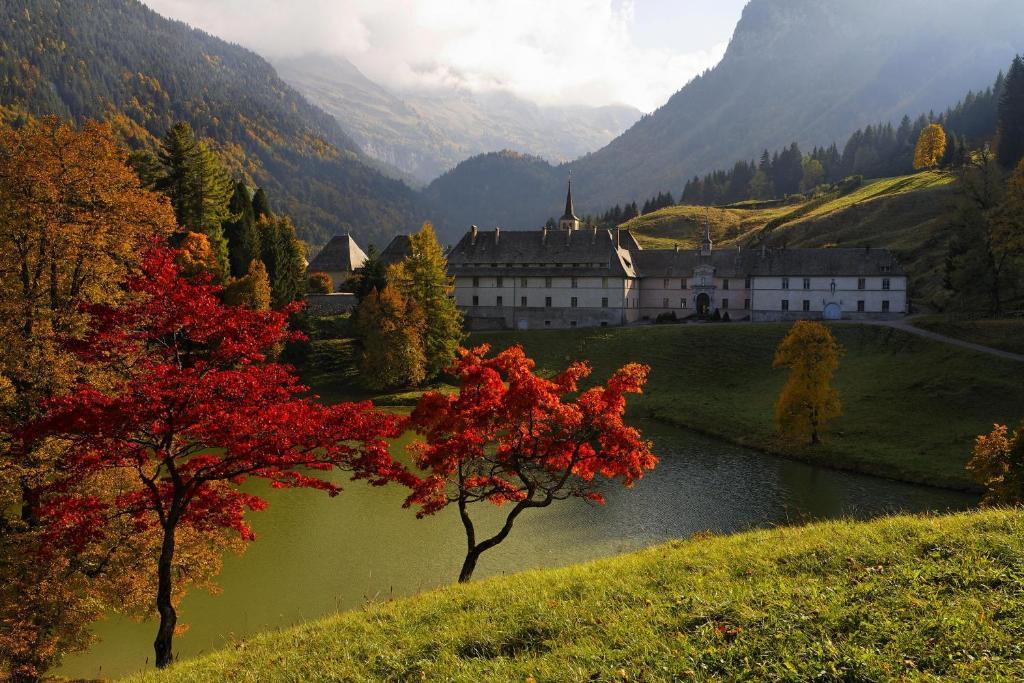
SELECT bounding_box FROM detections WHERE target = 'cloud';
[143,0,728,112]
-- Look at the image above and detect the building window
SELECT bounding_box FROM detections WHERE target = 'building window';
[663,298,669,308]
[700,276,707,286]
[496,296,503,307]
[681,278,687,289]
[802,300,810,311]
[882,300,890,312]
[744,299,750,310]
[883,278,891,291]
[496,276,503,288]
[472,276,480,288]
[803,278,810,290]
[521,277,528,288]
[545,296,552,308]
[472,295,479,306]
[744,277,751,289]
[571,296,578,308]
[781,300,789,311]
[723,279,730,290]
[782,277,789,290]
[545,320,551,327]
[722,299,729,310]
[857,278,866,290]
[663,278,670,289]
[570,321,577,328]
[571,277,578,289]
[521,296,527,307]
[857,300,865,312]
[601,297,608,308]
[545,277,552,288]
[681,298,687,308]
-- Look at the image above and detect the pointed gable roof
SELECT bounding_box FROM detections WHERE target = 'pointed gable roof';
[308,234,367,273]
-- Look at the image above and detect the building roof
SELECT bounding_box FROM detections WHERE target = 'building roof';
[447,228,638,277]
[379,234,412,266]
[633,247,906,278]
[308,234,367,273]
[560,181,579,221]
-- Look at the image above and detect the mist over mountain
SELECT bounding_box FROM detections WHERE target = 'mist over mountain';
[275,53,641,185]
[0,0,430,248]
[428,0,1024,230]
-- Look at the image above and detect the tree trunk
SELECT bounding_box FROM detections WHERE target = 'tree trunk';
[154,522,177,669]
[458,548,480,583]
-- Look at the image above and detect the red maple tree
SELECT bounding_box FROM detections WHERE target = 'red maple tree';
[22,246,409,668]
[405,344,657,582]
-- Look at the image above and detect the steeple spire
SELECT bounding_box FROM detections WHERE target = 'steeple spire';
[558,172,580,230]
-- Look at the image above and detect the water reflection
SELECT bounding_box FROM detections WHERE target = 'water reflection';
[60,420,975,679]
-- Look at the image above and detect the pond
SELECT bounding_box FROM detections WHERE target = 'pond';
[59,420,976,679]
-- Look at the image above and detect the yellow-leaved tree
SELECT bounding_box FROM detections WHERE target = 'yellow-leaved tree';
[914,123,947,170]
[355,285,427,390]
[967,421,1024,505]
[772,320,843,445]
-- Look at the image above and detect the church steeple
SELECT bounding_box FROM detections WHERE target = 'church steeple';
[558,175,580,231]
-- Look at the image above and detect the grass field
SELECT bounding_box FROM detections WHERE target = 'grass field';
[912,317,1024,356]
[625,172,959,309]
[470,323,1024,490]
[130,508,1024,682]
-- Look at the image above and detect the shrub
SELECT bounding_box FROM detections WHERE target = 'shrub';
[308,271,333,294]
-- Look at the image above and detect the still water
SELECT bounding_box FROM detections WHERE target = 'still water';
[60,421,975,679]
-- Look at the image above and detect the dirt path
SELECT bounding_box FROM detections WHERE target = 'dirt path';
[856,318,1024,362]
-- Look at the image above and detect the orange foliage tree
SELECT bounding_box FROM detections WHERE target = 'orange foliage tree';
[772,321,843,445]
[914,123,947,170]
[967,422,1024,505]
[0,116,177,682]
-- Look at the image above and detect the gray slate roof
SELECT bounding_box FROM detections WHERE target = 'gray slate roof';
[308,234,367,273]
[448,228,638,277]
[379,235,411,266]
[635,247,905,278]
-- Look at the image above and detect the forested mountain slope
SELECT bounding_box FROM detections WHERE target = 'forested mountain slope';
[276,54,640,185]
[427,0,1024,228]
[0,0,430,247]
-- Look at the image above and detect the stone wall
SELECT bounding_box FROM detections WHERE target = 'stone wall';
[305,293,357,315]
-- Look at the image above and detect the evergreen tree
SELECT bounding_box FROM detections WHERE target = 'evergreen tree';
[155,122,233,279]
[996,55,1024,169]
[350,243,389,302]
[252,187,273,222]
[223,181,261,278]
[388,223,464,380]
[259,216,307,309]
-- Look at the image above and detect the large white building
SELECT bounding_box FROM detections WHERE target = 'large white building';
[446,182,908,330]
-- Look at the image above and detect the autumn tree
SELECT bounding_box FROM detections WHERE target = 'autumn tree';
[356,286,427,390]
[156,122,233,279]
[307,271,333,294]
[996,55,1024,169]
[173,231,220,279]
[388,223,464,379]
[223,181,261,279]
[223,259,272,310]
[967,421,1024,505]
[22,247,408,669]
[405,345,657,583]
[773,321,843,445]
[0,117,176,681]
[913,123,947,170]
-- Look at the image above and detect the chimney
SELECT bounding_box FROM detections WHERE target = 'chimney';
[591,226,598,244]
[494,227,500,245]
[470,225,478,245]
[615,228,621,249]
[760,244,767,259]
[566,228,572,245]
[674,243,679,253]
[542,227,548,245]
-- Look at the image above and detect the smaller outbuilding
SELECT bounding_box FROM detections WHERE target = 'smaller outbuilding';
[307,234,367,292]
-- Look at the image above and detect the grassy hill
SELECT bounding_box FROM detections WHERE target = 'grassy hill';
[130,508,1024,682]
[624,172,958,310]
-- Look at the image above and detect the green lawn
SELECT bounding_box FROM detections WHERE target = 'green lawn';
[129,508,1024,682]
[470,323,1024,490]
[912,317,1024,356]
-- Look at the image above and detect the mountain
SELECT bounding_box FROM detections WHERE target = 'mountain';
[275,53,640,185]
[0,0,431,248]
[427,0,1024,229]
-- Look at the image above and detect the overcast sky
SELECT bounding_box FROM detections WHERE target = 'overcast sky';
[142,0,749,112]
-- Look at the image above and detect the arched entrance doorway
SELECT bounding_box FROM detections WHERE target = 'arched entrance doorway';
[696,293,711,316]
[823,303,842,320]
